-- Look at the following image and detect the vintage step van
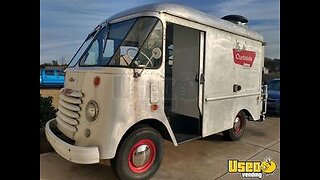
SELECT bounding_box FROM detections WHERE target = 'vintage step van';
[45,3,267,180]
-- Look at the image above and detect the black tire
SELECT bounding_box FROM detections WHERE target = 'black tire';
[111,125,163,180]
[223,111,247,141]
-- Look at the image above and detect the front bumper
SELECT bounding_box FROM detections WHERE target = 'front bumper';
[45,119,100,164]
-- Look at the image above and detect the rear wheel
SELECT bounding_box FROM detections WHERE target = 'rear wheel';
[111,125,163,180]
[223,111,247,141]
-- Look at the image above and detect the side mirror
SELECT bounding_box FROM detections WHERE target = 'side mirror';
[152,47,162,59]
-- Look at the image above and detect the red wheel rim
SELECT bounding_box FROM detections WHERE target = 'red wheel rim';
[128,139,156,173]
[233,113,243,133]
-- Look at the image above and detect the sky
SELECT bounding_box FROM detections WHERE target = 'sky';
[40,0,280,64]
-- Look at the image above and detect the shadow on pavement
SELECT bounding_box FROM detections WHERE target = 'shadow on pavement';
[40,153,119,180]
[40,86,63,90]
[266,113,280,118]
[201,133,226,141]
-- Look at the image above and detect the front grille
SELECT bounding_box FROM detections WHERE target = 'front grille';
[56,88,83,140]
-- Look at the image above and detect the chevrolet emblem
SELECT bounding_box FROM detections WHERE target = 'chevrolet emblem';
[69,77,75,82]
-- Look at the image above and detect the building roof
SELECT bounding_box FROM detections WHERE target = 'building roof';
[107,3,263,42]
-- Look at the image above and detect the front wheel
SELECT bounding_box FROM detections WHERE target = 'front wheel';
[111,125,163,180]
[223,111,247,141]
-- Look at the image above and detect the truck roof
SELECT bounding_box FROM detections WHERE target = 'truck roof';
[107,3,263,42]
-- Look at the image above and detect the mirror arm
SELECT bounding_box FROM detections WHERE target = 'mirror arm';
[137,55,154,77]
[133,70,140,78]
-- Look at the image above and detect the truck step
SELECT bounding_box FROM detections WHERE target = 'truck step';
[174,133,202,144]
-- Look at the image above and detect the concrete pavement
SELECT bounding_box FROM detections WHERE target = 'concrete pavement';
[40,116,280,180]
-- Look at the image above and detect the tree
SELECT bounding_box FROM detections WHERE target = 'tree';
[40,94,57,128]
[264,57,280,72]
[51,60,59,66]
[60,56,66,65]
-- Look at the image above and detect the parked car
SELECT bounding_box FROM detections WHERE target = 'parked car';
[267,78,280,114]
[40,68,65,88]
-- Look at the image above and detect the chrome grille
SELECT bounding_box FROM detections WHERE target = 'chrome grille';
[56,88,83,139]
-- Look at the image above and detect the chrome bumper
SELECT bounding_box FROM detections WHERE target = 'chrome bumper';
[45,119,100,164]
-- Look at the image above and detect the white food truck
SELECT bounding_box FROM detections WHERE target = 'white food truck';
[45,3,267,180]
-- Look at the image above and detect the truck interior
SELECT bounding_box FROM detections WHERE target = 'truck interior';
[164,22,203,144]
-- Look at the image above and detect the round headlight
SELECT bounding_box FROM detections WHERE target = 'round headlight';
[86,100,99,122]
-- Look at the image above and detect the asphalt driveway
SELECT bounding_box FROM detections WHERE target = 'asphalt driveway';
[40,116,280,180]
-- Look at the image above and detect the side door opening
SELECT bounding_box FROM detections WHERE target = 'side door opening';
[164,22,204,144]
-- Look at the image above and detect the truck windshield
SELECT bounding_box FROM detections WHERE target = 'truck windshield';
[67,28,99,67]
[70,17,162,68]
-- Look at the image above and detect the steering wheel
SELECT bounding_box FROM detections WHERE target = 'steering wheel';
[126,48,153,67]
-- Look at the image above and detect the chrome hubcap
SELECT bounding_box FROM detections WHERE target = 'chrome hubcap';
[234,117,241,132]
[132,144,151,167]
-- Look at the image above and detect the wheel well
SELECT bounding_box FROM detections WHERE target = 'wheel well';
[240,109,253,120]
[120,119,172,145]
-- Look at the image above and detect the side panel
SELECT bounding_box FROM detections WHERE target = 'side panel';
[202,28,263,137]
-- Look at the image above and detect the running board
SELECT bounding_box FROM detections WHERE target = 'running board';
[174,133,202,145]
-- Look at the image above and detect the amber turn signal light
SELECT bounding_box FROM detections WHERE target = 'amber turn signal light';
[94,76,100,86]
[151,104,158,111]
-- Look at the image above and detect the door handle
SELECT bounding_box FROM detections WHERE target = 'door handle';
[199,74,205,84]
[195,73,205,84]
[233,84,242,92]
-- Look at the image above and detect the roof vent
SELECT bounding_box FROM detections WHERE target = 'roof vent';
[221,15,249,28]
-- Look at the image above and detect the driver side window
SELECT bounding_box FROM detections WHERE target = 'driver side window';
[138,21,163,68]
